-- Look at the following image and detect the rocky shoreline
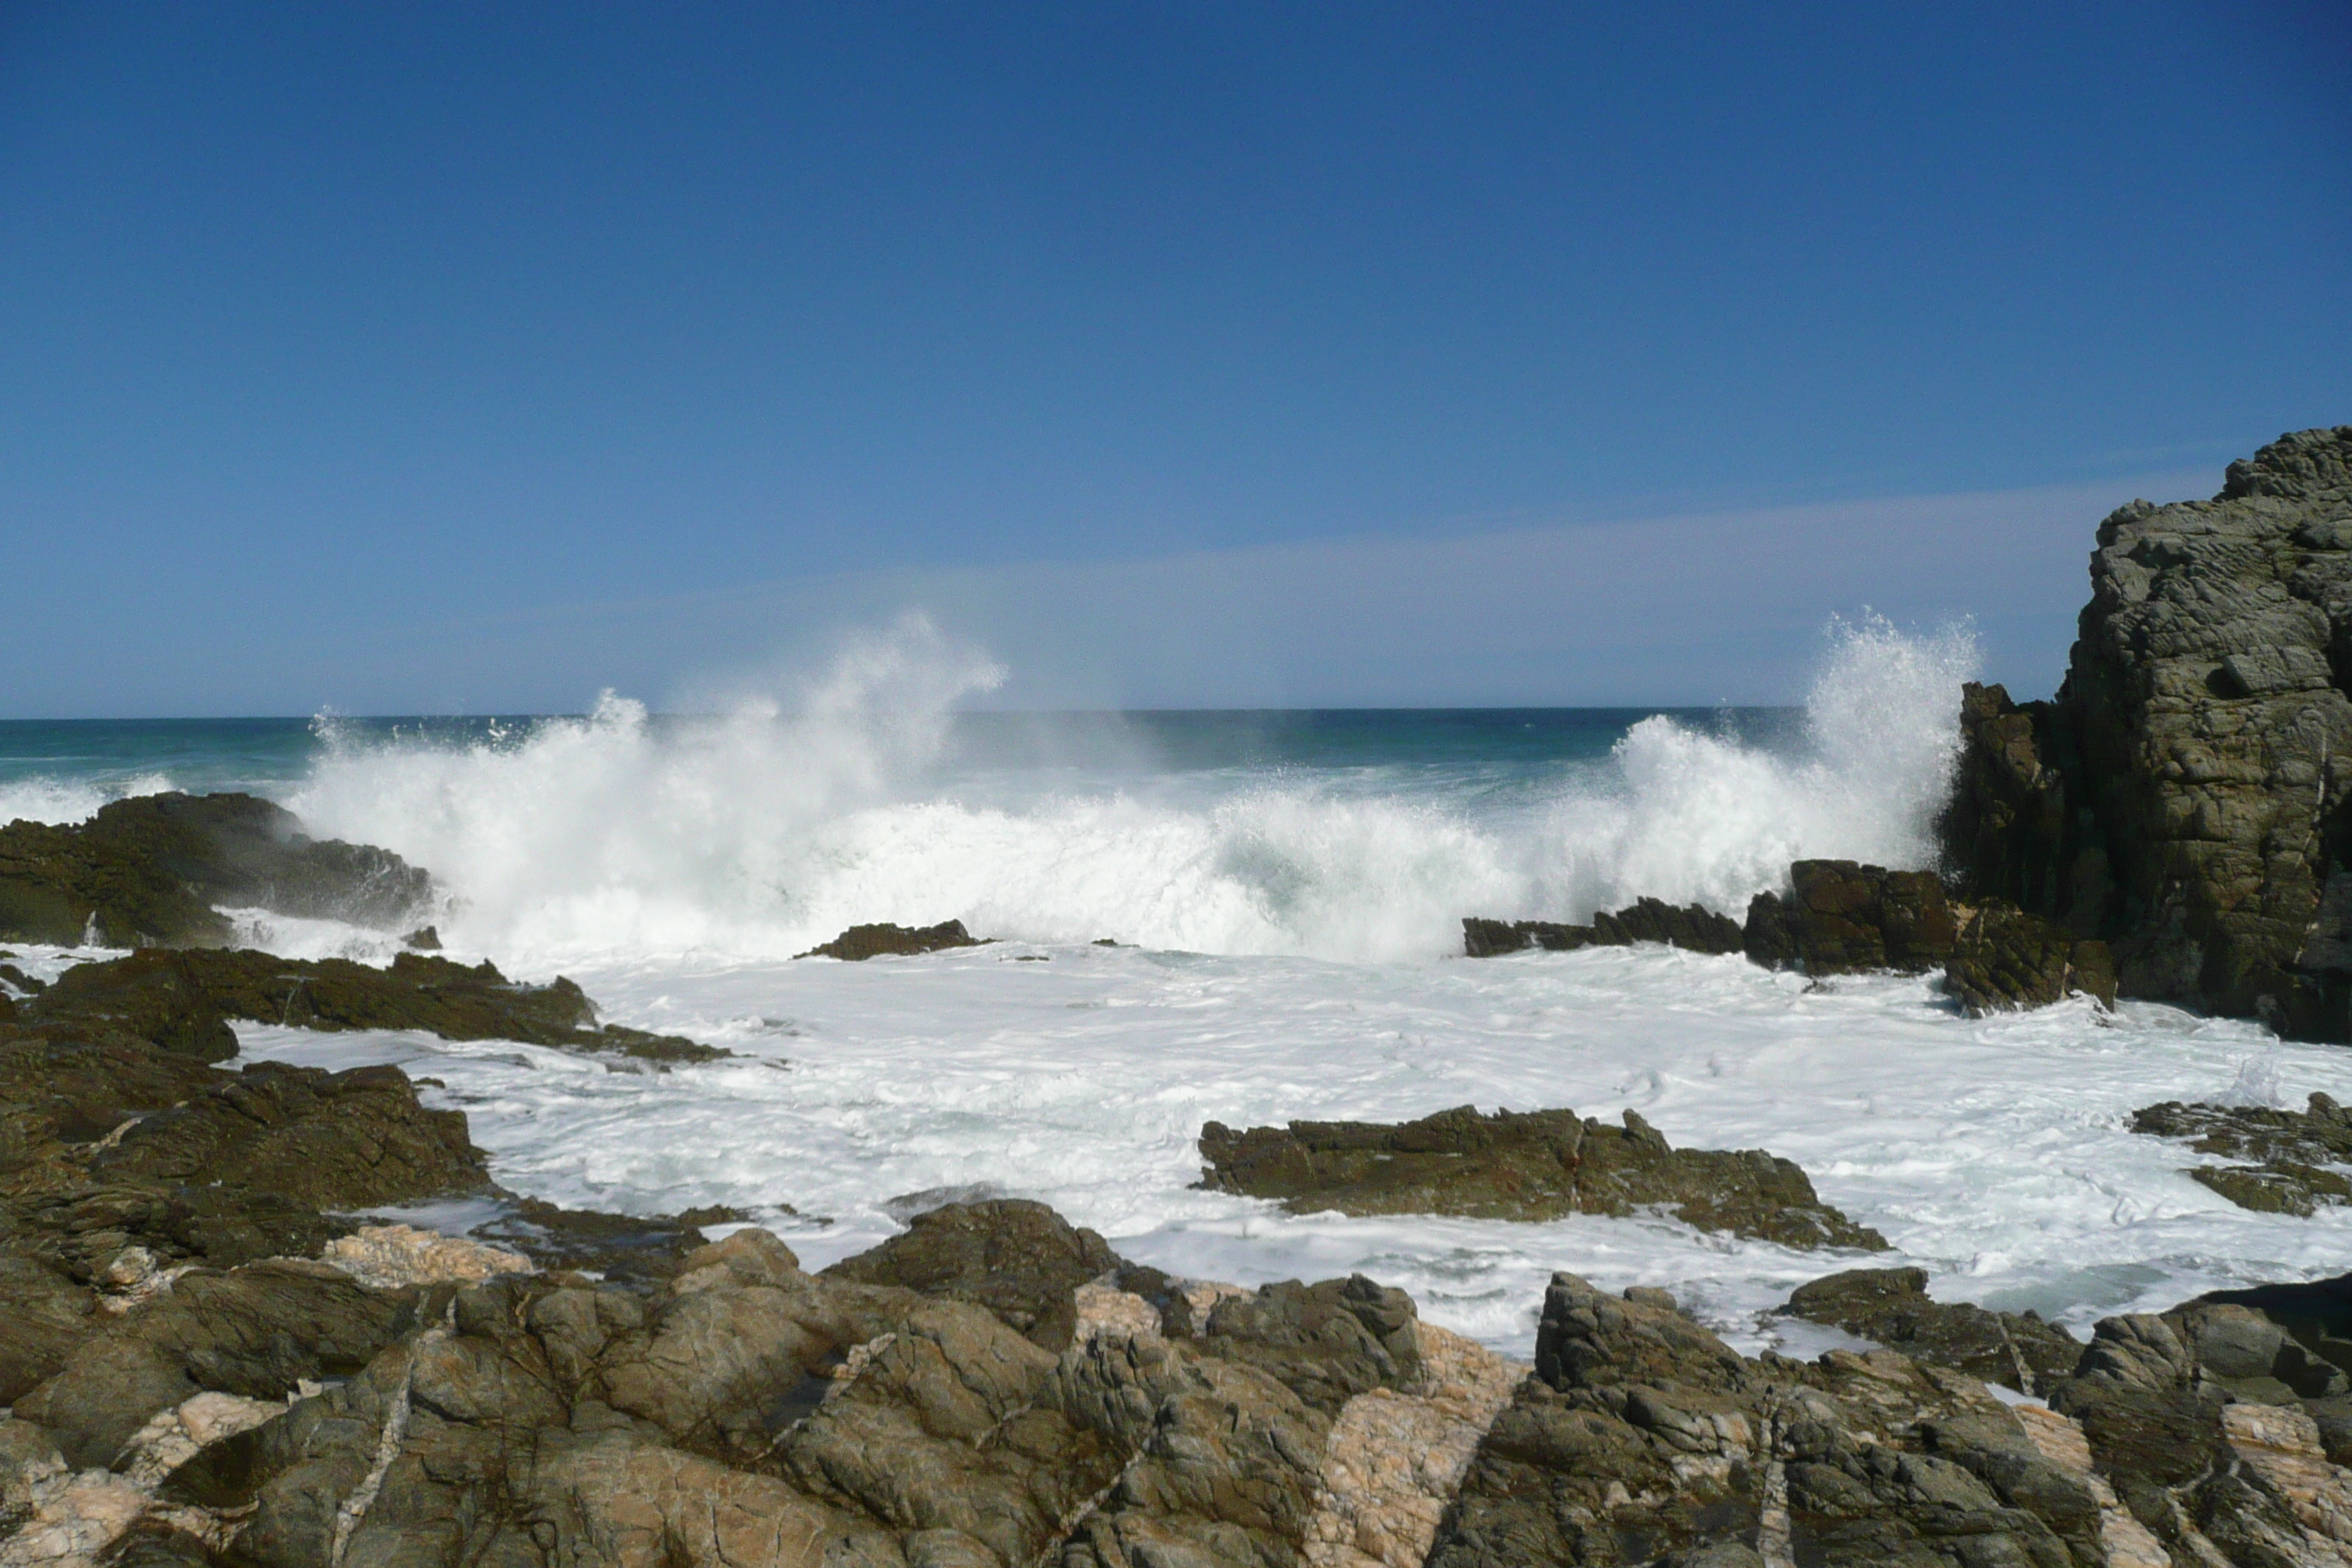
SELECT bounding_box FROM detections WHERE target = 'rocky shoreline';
[1,431,2351,1564]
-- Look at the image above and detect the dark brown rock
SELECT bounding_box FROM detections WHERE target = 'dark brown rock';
[1942,901,2117,1015]
[820,1197,1120,1351]
[796,919,987,960]
[1771,859,1960,974]
[0,791,431,948]
[1462,898,1744,958]
[1198,1104,1888,1251]
[22,946,728,1064]
[1780,1267,2083,1395]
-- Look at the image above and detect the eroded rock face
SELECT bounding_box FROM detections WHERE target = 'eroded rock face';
[1941,427,2352,1039]
[2130,1092,2352,1215]
[0,792,431,949]
[1746,859,1961,976]
[1779,1267,2083,1395]
[1944,902,2118,1016]
[1198,1105,1888,1251]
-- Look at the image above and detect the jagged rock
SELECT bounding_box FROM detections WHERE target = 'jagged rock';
[461,1197,750,1287]
[1189,1275,1424,1415]
[2130,1091,2352,1215]
[1460,899,1742,958]
[1779,1267,2083,1395]
[1428,1272,2108,1567]
[91,1060,483,1212]
[1198,1105,1888,1251]
[820,1198,1121,1351]
[1939,428,2352,1041]
[22,946,728,1064]
[1746,859,1961,975]
[1943,901,2118,1015]
[0,791,431,948]
[795,919,986,961]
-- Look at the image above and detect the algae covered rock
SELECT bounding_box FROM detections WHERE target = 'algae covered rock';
[0,791,430,947]
[1198,1104,1887,1251]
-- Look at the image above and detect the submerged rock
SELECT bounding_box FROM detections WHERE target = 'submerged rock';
[1944,900,2118,1015]
[0,791,430,948]
[796,918,987,960]
[1780,1266,2084,1395]
[2130,1091,2352,1215]
[1197,1104,1888,1251]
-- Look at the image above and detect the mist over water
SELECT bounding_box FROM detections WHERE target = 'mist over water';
[278,615,1979,966]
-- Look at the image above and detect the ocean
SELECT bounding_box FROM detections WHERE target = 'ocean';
[4,617,2343,1358]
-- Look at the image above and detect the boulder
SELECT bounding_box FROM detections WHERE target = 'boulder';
[1745,859,1960,975]
[1779,1267,2083,1395]
[795,920,986,961]
[1942,900,2118,1015]
[1198,1104,1888,1251]
[0,791,431,948]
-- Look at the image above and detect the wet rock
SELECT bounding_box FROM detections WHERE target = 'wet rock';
[23,946,728,1064]
[1943,901,2118,1015]
[1428,1271,2106,1568]
[2130,1091,2352,1216]
[1198,1104,1888,1251]
[1779,1267,2083,1395]
[0,791,431,949]
[821,1198,1121,1351]
[796,919,987,961]
[1461,899,1742,958]
[1751,858,1961,975]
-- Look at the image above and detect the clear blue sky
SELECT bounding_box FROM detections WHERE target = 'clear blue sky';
[4,2,2347,715]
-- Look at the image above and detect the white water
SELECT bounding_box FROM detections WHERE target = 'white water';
[15,616,2350,1360]
[283,614,1979,968]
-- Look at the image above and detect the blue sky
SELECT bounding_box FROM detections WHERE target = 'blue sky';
[3,2,2347,715]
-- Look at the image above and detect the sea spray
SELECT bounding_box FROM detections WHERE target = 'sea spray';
[287,614,1980,966]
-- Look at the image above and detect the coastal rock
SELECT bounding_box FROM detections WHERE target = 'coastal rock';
[796,919,986,961]
[2130,1091,2352,1215]
[1428,1272,2108,1567]
[1940,428,2352,1039]
[463,1197,753,1287]
[1943,901,2119,1015]
[1198,1104,1888,1251]
[1779,1266,2084,1395]
[1460,897,1743,958]
[0,791,431,949]
[317,1224,535,1291]
[818,1198,1121,1352]
[1751,858,1961,975]
[22,946,728,1064]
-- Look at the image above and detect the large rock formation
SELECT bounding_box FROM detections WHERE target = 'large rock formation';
[1198,1105,1889,1251]
[0,793,431,948]
[1942,426,2352,1039]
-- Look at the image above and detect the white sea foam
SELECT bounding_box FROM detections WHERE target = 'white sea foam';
[289,615,1979,967]
[0,772,176,826]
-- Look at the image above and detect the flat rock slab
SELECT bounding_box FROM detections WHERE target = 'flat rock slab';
[1198,1104,1888,1251]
